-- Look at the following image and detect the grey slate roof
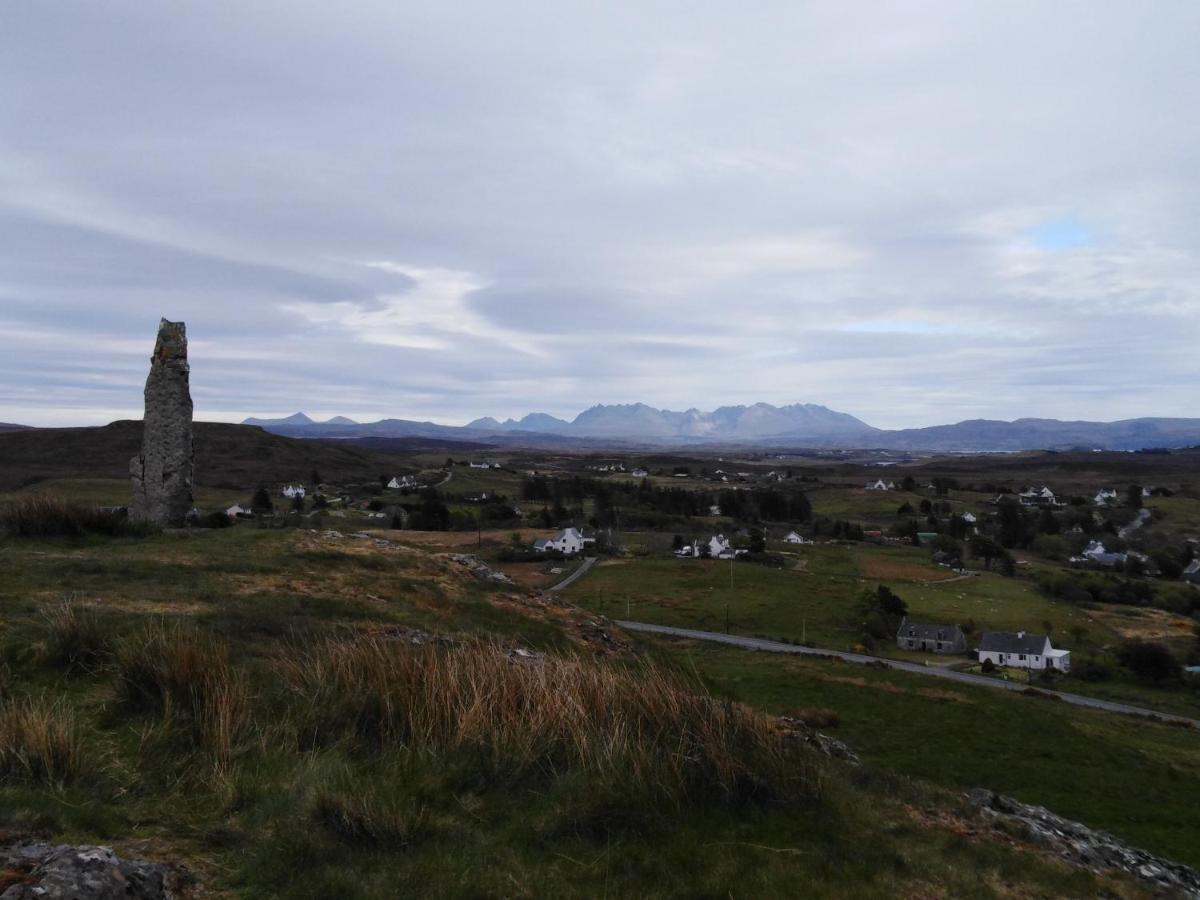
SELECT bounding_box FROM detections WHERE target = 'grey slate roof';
[979,631,1049,655]
[897,621,963,642]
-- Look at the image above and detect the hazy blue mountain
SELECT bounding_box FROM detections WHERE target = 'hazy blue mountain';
[240,405,1200,451]
[242,412,315,427]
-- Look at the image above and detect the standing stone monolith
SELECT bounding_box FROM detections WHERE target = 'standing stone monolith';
[130,319,194,525]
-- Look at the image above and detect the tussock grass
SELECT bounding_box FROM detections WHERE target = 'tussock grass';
[281,636,820,805]
[0,494,152,538]
[0,697,85,785]
[40,596,111,675]
[117,622,249,770]
[311,786,428,848]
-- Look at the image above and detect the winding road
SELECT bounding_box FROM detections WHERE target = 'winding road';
[615,620,1200,729]
[547,556,598,592]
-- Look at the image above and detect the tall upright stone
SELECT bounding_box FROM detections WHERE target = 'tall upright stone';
[130,319,194,525]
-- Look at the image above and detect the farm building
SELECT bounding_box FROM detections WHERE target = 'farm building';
[895,620,966,654]
[978,631,1070,672]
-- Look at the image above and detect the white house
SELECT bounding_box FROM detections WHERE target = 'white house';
[534,527,586,555]
[1094,488,1118,506]
[865,479,894,491]
[1019,486,1056,506]
[1072,540,1126,567]
[709,534,732,558]
[1183,560,1200,583]
[783,531,812,545]
[978,631,1070,672]
[281,484,306,499]
[708,504,722,517]
[225,504,248,520]
[631,468,649,478]
[387,476,419,490]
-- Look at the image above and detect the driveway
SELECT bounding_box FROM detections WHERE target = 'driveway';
[547,556,597,592]
[615,620,1200,729]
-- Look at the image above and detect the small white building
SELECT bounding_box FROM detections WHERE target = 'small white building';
[961,512,977,524]
[631,468,649,478]
[1071,540,1127,567]
[1019,486,1056,506]
[978,631,1070,672]
[1094,488,1118,506]
[534,527,586,555]
[783,531,812,545]
[225,504,248,520]
[865,479,895,491]
[281,484,306,499]
[387,476,418,490]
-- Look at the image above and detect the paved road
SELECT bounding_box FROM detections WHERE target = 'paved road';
[615,620,1200,729]
[547,556,598,592]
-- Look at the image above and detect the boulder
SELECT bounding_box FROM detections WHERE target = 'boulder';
[0,843,178,899]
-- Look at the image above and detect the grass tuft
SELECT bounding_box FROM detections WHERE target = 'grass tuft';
[117,621,249,771]
[310,788,428,848]
[40,596,111,675]
[0,697,86,785]
[281,636,820,806]
[0,494,153,538]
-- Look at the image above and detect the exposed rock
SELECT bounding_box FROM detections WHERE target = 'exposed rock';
[130,319,194,526]
[0,842,182,899]
[968,789,1200,897]
[777,716,862,766]
[446,554,515,585]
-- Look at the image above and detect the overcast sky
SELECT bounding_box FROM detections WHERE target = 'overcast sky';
[2,2,1198,429]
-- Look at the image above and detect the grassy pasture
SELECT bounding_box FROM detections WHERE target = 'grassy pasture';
[647,638,1200,870]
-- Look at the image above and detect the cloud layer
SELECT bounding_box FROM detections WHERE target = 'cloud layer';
[1,2,1197,428]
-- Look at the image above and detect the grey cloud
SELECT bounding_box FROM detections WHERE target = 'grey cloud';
[0,1,1198,428]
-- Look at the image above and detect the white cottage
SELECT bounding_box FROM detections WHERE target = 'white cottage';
[281,484,306,499]
[534,527,586,555]
[783,531,811,545]
[978,631,1070,672]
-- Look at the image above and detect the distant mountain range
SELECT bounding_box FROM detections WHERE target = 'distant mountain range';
[0,422,34,433]
[238,404,1200,452]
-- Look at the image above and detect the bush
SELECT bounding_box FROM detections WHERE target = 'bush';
[280,637,820,806]
[201,510,234,529]
[981,658,996,673]
[0,697,85,785]
[1116,640,1182,684]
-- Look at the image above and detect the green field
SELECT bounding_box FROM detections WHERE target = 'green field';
[566,548,1110,651]
[643,637,1200,869]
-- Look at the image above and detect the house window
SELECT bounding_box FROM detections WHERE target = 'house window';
[1019,654,1026,661]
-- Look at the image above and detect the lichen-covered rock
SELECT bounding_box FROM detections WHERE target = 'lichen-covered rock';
[130,319,194,526]
[968,788,1200,897]
[0,843,177,899]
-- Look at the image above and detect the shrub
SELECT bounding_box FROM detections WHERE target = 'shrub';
[1116,640,1182,684]
[201,510,234,529]
[280,637,820,806]
[40,596,111,675]
[117,622,249,770]
[981,658,996,673]
[0,697,85,785]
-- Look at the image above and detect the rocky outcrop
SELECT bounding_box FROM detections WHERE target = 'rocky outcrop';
[446,553,516,585]
[0,843,181,899]
[130,319,194,526]
[968,789,1200,897]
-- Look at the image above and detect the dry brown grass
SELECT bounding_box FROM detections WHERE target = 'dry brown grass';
[0,697,86,785]
[859,556,942,581]
[40,595,111,675]
[281,636,819,804]
[117,622,249,771]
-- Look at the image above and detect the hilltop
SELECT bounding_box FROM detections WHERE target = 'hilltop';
[0,421,399,492]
